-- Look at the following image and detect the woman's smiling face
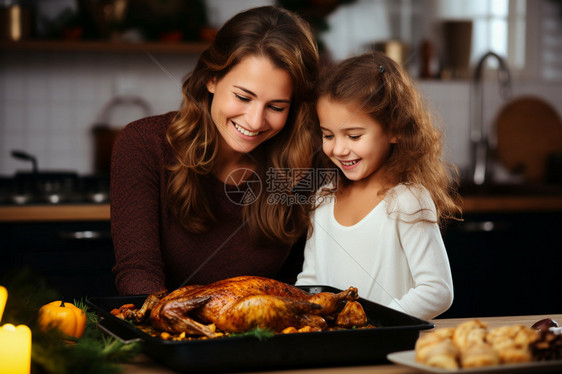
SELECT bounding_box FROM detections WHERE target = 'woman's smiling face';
[207,55,293,155]
[318,96,396,183]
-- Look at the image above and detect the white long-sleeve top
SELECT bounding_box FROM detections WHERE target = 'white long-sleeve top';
[296,184,453,321]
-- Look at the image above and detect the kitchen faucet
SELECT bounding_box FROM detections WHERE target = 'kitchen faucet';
[470,51,512,185]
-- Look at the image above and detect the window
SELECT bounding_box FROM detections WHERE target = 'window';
[435,0,525,70]
[321,0,562,80]
[526,0,562,80]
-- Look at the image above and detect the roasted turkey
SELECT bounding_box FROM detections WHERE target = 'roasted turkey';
[114,276,367,338]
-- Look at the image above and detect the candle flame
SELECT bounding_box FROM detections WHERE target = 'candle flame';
[2,323,16,332]
[0,286,7,323]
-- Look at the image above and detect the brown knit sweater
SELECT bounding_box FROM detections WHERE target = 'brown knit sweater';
[110,112,303,295]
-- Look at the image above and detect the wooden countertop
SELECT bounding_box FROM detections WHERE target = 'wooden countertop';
[0,204,110,222]
[120,314,562,374]
[0,193,562,222]
[461,195,562,213]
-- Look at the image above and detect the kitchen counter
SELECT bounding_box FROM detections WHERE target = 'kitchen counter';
[0,203,110,221]
[459,182,562,212]
[461,194,562,212]
[1,192,562,222]
[120,314,562,374]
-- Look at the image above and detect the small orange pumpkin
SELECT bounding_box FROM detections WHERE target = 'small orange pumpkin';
[38,301,86,339]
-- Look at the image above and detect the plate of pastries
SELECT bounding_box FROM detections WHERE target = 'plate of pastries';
[387,318,562,373]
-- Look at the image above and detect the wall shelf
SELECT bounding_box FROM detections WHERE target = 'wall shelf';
[0,40,210,54]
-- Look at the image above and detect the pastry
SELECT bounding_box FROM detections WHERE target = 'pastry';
[530,329,562,361]
[424,339,460,369]
[461,342,500,368]
[415,320,540,369]
[452,320,487,350]
[415,327,454,362]
[496,347,532,363]
[487,325,537,363]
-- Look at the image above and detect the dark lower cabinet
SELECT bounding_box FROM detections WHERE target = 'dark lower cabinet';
[439,211,562,318]
[1,211,560,315]
[0,221,117,299]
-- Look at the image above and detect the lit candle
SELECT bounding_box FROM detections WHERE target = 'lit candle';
[0,324,32,374]
[0,286,32,374]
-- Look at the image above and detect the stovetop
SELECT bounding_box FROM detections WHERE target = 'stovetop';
[0,173,110,206]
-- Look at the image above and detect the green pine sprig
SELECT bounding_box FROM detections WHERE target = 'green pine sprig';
[229,327,275,341]
[1,268,141,374]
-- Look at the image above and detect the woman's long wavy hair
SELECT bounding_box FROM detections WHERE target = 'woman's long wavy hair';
[317,51,462,226]
[166,6,320,245]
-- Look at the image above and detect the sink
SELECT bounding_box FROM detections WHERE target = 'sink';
[459,182,562,196]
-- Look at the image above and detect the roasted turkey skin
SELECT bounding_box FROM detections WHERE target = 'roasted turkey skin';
[129,276,363,337]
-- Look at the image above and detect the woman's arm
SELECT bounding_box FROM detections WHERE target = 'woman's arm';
[110,118,167,295]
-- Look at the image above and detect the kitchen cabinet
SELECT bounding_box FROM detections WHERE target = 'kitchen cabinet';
[0,220,117,299]
[1,194,561,307]
[440,211,562,318]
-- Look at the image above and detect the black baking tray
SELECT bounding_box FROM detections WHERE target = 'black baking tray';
[87,286,433,373]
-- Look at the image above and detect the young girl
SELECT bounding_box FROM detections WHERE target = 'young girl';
[296,51,462,320]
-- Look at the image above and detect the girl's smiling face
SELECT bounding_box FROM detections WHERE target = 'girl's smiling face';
[318,96,396,183]
[207,55,293,155]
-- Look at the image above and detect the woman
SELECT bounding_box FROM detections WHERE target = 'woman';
[111,6,319,295]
